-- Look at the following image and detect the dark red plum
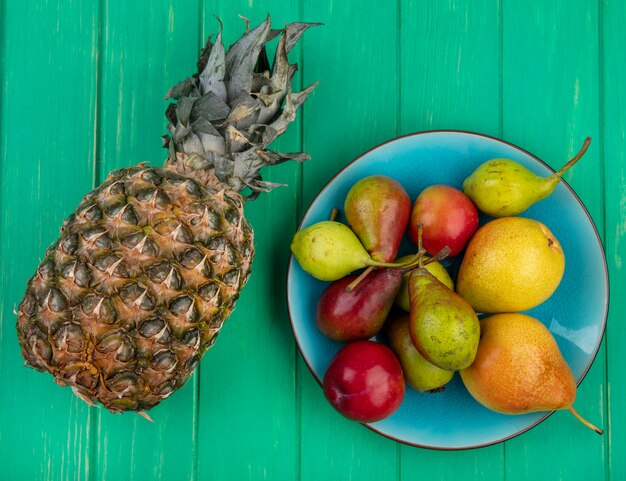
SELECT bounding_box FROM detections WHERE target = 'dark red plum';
[323,340,405,423]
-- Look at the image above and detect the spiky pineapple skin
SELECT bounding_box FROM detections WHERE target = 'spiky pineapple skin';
[16,165,253,412]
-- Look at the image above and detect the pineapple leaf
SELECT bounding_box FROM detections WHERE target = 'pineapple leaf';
[163,16,319,196]
[225,125,253,153]
[165,103,177,125]
[251,72,272,92]
[191,118,220,136]
[196,35,213,74]
[224,95,262,130]
[198,18,227,101]
[173,122,192,143]
[225,15,272,101]
[213,154,235,182]
[255,46,271,74]
[182,132,205,155]
[256,98,283,125]
[249,178,287,192]
[189,118,226,155]
[284,22,322,53]
[176,96,196,126]
[233,149,263,180]
[260,149,310,164]
[238,14,251,34]
[261,82,318,147]
[253,90,284,108]
[270,33,295,96]
[190,92,230,123]
[165,77,197,101]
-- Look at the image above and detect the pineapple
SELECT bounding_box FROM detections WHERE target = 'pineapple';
[16,16,318,413]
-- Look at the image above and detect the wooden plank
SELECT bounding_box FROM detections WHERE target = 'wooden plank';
[398,0,504,476]
[399,0,503,137]
[299,2,402,479]
[195,2,303,480]
[602,0,626,478]
[0,0,99,479]
[93,1,200,480]
[501,2,607,479]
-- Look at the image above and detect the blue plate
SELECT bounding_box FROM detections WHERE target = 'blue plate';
[286,130,608,450]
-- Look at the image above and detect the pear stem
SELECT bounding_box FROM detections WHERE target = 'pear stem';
[555,137,592,178]
[427,245,452,264]
[350,250,424,291]
[567,405,603,435]
[329,207,339,222]
[417,223,424,268]
[351,251,426,291]
[398,248,427,271]
[346,265,375,291]
[349,224,450,290]
[366,254,419,269]
[400,245,451,273]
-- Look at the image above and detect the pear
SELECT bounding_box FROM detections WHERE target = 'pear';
[344,175,411,262]
[291,221,371,281]
[316,268,405,342]
[386,312,454,392]
[463,137,590,217]
[460,313,602,434]
[408,268,480,371]
[394,254,454,312]
[456,217,564,313]
[291,221,419,281]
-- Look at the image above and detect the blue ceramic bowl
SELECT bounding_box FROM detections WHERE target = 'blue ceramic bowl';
[286,130,608,449]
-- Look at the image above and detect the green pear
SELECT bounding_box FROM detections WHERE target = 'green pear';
[386,312,454,392]
[291,221,425,282]
[291,221,372,281]
[408,268,479,371]
[463,137,590,217]
[460,314,602,434]
[394,254,454,312]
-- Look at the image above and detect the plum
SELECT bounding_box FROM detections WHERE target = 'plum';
[323,340,405,423]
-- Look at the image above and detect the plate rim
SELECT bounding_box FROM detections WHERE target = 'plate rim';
[285,129,609,450]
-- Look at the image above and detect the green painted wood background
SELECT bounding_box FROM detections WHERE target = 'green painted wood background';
[0,0,623,479]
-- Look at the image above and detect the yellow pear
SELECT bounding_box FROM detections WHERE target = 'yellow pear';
[456,217,564,313]
[460,313,602,433]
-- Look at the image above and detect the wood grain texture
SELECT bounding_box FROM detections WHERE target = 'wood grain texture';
[94,1,200,480]
[502,1,607,479]
[399,0,502,138]
[0,0,99,479]
[195,2,303,480]
[602,0,626,479]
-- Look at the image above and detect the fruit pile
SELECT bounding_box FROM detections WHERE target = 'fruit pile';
[291,138,603,434]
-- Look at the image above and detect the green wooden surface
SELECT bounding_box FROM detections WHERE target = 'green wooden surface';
[94,2,199,480]
[0,1,623,480]
[604,1,626,475]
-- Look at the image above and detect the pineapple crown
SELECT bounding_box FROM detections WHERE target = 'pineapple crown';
[162,16,319,198]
